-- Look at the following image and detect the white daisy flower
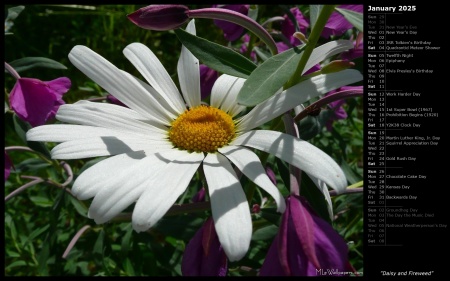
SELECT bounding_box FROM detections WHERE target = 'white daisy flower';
[26,20,362,261]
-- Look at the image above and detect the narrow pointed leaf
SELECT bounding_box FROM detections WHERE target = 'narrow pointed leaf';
[174,28,256,78]
[237,45,307,106]
[335,7,363,32]
[310,5,323,29]
[254,46,271,61]
[7,57,67,73]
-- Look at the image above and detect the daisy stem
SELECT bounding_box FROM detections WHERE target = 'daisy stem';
[282,113,302,196]
[188,8,278,55]
[284,5,336,89]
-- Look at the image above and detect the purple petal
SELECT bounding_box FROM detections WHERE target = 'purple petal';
[5,152,12,181]
[258,231,287,276]
[322,5,363,38]
[260,196,350,276]
[301,197,349,275]
[290,196,321,269]
[192,187,206,203]
[213,5,249,41]
[199,65,218,100]
[182,218,228,276]
[277,198,291,275]
[9,77,71,127]
[127,5,189,31]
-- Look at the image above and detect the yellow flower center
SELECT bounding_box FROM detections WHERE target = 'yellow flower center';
[169,105,235,153]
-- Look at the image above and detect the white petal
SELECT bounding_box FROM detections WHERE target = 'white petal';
[231,130,347,192]
[236,69,363,131]
[72,151,147,200]
[210,74,247,117]
[132,151,204,232]
[51,137,173,159]
[219,145,285,213]
[55,101,168,136]
[177,20,201,108]
[303,40,354,74]
[203,153,252,261]
[123,43,186,114]
[27,124,166,143]
[121,70,178,120]
[68,45,172,125]
[75,100,144,120]
[308,174,334,221]
[88,149,199,224]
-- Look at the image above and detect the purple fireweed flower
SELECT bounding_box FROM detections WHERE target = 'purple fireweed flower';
[259,195,349,276]
[321,5,363,38]
[9,77,71,127]
[127,5,189,31]
[5,152,12,181]
[278,7,310,53]
[199,64,218,100]
[182,217,228,276]
[213,4,250,41]
[128,4,278,55]
[325,85,362,131]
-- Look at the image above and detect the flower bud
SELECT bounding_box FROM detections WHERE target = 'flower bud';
[321,60,355,74]
[127,5,189,31]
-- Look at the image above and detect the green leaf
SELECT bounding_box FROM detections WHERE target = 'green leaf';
[6,6,25,21]
[300,174,332,223]
[12,114,29,144]
[174,28,256,78]
[298,115,322,141]
[259,208,281,226]
[30,196,54,208]
[237,45,306,106]
[5,260,27,270]
[335,7,363,32]
[93,230,105,255]
[8,57,68,73]
[120,224,133,256]
[5,101,10,114]
[122,258,136,276]
[14,158,51,173]
[69,196,88,217]
[310,5,324,29]
[253,46,271,61]
[23,225,51,247]
[252,224,278,241]
[340,160,362,184]
[247,5,259,22]
[13,115,52,159]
